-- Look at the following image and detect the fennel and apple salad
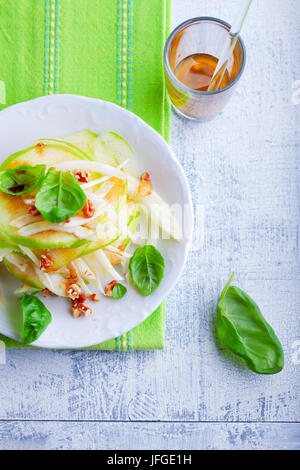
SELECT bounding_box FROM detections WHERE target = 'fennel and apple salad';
[0,130,181,344]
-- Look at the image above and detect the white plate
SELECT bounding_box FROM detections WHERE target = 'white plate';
[0,95,193,348]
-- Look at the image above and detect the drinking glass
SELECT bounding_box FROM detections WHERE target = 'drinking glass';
[164,17,246,121]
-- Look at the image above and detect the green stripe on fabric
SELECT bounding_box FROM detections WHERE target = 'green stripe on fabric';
[113,330,133,351]
[44,0,59,95]
[116,0,132,352]
[116,0,133,110]
[131,0,171,140]
[54,0,61,93]
[116,1,123,107]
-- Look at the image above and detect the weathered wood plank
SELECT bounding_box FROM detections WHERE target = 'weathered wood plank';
[0,421,299,450]
[0,0,299,435]
[1,282,299,423]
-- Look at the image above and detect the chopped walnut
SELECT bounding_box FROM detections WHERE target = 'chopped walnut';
[142,172,151,182]
[90,293,100,302]
[80,303,92,317]
[74,170,90,183]
[28,204,40,216]
[84,269,93,278]
[71,299,92,318]
[78,293,87,303]
[42,288,54,298]
[66,264,78,282]
[40,254,53,272]
[83,199,95,218]
[66,283,80,301]
[71,303,81,319]
[138,172,153,197]
[105,280,118,297]
[36,142,46,155]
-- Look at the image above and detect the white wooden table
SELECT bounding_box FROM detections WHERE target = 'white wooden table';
[0,0,299,450]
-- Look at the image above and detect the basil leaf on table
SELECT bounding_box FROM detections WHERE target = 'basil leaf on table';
[129,245,165,296]
[35,168,86,223]
[0,164,46,195]
[216,273,284,375]
[21,293,52,344]
[112,283,127,299]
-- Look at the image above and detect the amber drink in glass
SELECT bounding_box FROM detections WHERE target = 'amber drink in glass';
[164,17,246,121]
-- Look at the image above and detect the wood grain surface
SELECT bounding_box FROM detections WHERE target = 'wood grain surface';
[0,0,299,450]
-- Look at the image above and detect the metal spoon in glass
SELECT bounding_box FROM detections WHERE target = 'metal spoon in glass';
[207,0,253,92]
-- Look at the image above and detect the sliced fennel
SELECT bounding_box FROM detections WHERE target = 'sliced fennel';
[4,253,29,272]
[81,176,111,189]
[0,248,14,262]
[53,161,125,180]
[69,262,92,294]
[18,245,40,266]
[0,128,182,329]
[83,254,105,294]
[19,221,98,241]
[73,258,96,280]
[94,250,123,281]
[10,214,44,228]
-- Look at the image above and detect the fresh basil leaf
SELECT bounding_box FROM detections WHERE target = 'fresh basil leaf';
[216,273,284,375]
[35,168,86,223]
[21,293,52,344]
[0,164,46,196]
[112,283,127,299]
[129,245,165,296]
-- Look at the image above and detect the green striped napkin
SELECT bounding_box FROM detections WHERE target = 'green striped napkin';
[0,0,171,350]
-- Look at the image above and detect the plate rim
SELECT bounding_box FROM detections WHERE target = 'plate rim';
[0,94,194,348]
